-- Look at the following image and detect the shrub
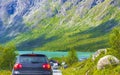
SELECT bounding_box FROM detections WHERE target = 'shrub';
[109,28,120,59]
[66,49,78,65]
[110,28,120,52]
[0,45,17,70]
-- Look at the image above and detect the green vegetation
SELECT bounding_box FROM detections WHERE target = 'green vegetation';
[50,49,78,65]
[66,49,78,65]
[110,28,120,52]
[62,58,120,75]
[0,45,17,70]
[62,28,120,75]
[0,28,120,75]
[0,70,11,75]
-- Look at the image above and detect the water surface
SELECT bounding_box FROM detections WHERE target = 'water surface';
[17,51,94,59]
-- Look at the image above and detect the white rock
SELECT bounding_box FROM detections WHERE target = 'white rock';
[92,49,107,61]
[97,55,119,70]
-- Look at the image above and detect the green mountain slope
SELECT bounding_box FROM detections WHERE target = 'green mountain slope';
[6,0,120,51]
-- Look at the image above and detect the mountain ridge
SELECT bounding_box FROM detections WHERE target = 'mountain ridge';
[0,0,120,51]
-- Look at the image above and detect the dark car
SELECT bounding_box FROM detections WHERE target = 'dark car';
[12,54,52,75]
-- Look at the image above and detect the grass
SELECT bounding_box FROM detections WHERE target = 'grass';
[62,49,120,75]
[0,71,11,75]
[62,60,120,75]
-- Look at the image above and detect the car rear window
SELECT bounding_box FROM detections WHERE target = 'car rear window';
[19,56,48,63]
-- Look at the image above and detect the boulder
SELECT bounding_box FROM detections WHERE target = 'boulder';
[97,55,120,70]
[92,49,107,61]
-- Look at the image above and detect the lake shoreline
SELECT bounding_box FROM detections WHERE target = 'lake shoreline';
[16,51,94,59]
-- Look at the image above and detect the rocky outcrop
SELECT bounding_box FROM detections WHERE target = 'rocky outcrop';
[0,0,106,26]
[92,49,107,61]
[0,0,46,43]
[97,55,120,70]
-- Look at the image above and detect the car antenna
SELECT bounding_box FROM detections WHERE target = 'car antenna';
[32,51,34,54]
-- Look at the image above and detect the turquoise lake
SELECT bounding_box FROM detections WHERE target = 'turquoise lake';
[17,51,94,59]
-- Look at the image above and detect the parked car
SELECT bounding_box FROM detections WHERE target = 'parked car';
[12,54,52,75]
[49,60,60,69]
[61,61,68,69]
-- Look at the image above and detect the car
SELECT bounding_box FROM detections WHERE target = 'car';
[12,54,52,75]
[49,60,60,69]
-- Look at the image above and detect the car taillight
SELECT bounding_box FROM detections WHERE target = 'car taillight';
[42,64,51,70]
[14,63,22,70]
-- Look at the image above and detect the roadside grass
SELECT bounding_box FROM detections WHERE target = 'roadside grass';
[0,70,11,75]
[62,48,120,75]
[62,58,120,75]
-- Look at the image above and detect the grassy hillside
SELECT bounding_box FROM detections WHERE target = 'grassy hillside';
[6,0,120,51]
[62,59,120,75]
[62,48,120,75]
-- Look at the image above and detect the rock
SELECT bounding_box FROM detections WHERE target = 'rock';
[92,49,107,61]
[59,0,67,4]
[97,55,120,70]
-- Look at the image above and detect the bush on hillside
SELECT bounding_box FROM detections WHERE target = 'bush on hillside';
[0,45,17,70]
[110,28,120,51]
[109,27,120,59]
[66,49,78,65]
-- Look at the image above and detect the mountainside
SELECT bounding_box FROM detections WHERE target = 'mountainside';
[0,0,120,51]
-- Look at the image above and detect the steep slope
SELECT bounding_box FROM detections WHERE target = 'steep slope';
[0,0,120,51]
